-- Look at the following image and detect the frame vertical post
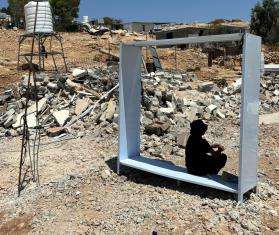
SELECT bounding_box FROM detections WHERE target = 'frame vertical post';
[118,44,142,173]
[238,34,261,202]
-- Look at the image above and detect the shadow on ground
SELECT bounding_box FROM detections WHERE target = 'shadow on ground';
[106,157,235,201]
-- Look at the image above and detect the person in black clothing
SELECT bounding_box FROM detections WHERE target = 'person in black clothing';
[185,119,227,176]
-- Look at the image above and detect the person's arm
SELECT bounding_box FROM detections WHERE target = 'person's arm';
[204,139,217,157]
[211,144,225,157]
[212,144,225,151]
[204,139,224,157]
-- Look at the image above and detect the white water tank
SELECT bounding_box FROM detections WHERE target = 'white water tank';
[24,1,53,34]
[82,16,90,24]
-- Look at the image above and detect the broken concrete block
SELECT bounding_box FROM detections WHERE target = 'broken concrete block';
[179,84,193,91]
[4,114,16,128]
[155,90,162,101]
[273,90,279,96]
[53,110,70,126]
[112,114,119,124]
[0,109,15,125]
[203,112,211,120]
[259,112,279,125]
[198,82,214,92]
[226,110,236,118]
[154,76,160,83]
[173,74,182,80]
[100,99,116,122]
[161,93,172,106]
[4,89,13,100]
[166,101,173,108]
[206,104,217,114]
[185,107,198,122]
[75,98,91,116]
[47,127,67,137]
[222,87,228,94]
[13,112,37,128]
[0,95,4,105]
[66,79,82,90]
[141,116,153,126]
[145,111,154,119]
[272,96,278,104]
[215,109,226,119]
[28,98,47,114]
[72,68,87,78]
[176,131,189,148]
[27,113,38,128]
[47,82,59,91]
[213,95,222,101]
[262,103,270,111]
[20,74,43,88]
[12,113,23,128]
[230,78,242,94]
[144,121,171,136]
[158,107,175,115]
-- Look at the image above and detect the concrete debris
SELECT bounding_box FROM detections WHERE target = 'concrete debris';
[0,108,15,125]
[99,99,117,122]
[144,121,171,136]
[53,110,70,126]
[176,131,190,148]
[47,127,68,137]
[72,68,87,78]
[158,107,175,115]
[13,112,37,128]
[28,98,47,114]
[206,104,218,114]
[185,107,198,122]
[0,65,278,140]
[198,82,215,92]
[230,78,242,94]
[259,112,279,125]
[47,82,59,91]
[75,98,91,116]
[215,109,226,119]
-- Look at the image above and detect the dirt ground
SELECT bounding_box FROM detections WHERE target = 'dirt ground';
[1,29,278,92]
[0,119,278,234]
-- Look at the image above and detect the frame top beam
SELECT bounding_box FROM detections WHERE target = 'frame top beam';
[124,33,244,47]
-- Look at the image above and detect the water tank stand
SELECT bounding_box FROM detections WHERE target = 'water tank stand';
[17,32,68,72]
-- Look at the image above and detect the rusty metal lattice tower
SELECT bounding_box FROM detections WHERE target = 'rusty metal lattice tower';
[17,31,68,72]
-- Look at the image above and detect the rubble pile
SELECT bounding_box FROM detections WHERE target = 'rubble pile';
[260,73,279,112]
[264,50,279,64]
[139,71,279,158]
[0,67,278,143]
[0,67,119,138]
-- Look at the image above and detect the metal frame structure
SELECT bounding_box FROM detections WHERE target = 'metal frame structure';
[17,32,68,72]
[118,33,261,202]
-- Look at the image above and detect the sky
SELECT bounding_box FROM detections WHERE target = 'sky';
[0,0,259,23]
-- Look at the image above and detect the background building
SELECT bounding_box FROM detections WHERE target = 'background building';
[155,23,249,40]
[123,21,169,33]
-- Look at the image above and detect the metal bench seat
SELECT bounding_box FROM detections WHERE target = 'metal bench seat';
[120,156,237,193]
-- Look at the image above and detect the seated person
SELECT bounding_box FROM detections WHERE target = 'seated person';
[185,119,227,176]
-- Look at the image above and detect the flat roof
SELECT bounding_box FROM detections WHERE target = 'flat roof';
[123,22,170,25]
[124,33,244,47]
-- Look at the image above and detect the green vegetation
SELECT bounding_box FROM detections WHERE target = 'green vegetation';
[50,0,80,32]
[103,17,123,29]
[7,0,28,27]
[250,0,279,43]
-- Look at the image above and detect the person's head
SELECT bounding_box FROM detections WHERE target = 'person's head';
[190,119,208,136]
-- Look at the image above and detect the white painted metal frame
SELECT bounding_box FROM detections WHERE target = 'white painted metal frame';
[118,33,261,202]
